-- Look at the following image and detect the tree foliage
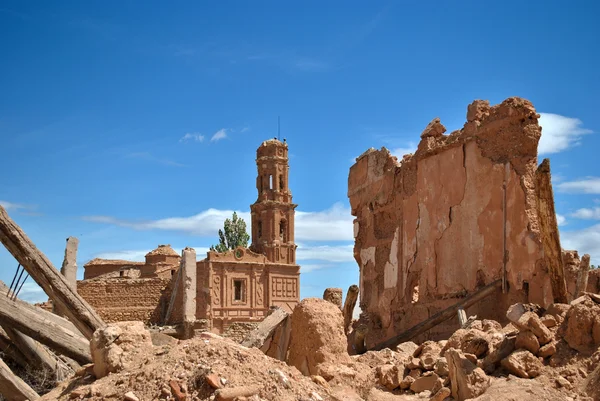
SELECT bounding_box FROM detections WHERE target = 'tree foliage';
[210,212,250,253]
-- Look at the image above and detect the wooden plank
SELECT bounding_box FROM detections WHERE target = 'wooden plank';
[0,293,91,364]
[457,307,468,327]
[241,307,289,349]
[343,285,359,335]
[0,206,105,339]
[0,282,82,335]
[370,280,502,351]
[0,357,40,401]
[0,328,28,369]
[0,325,58,375]
[535,159,569,304]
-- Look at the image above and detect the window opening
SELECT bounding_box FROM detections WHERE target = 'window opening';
[234,280,244,302]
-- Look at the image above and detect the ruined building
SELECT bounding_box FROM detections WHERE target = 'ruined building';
[77,138,300,335]
[348,98,595,349]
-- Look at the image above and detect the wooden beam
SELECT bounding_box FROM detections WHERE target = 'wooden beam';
[0,328,28,369]
[535,159,569,304]
[370,280,502,351]
[343,285,359,335]
[0,357,40,401]
[0,293,91,364]
[0,324,58,375]
[0,282,82,335]
[0,206,105,339]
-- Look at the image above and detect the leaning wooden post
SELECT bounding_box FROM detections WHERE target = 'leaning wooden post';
[370,280,502,351]
[535,159,569,304]
[0,206,105,339]
[343,285,359,335]
[0,357,40,400]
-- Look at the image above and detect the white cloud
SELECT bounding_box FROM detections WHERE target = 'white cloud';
[556,177,600,194]
[300,264,329,273]
[93,244,354,265]
[241,127,250,133]
[561,223,600,264]
[295,203,354,241]
[570,207,600,220]
[211,128,228,142]
[556,213,567,226]
[391,142,417,159]
[297,244,355,263]
[0,200,26,210]
[83,209,251,237]
[83,202,354,242]
[538,113,592,155]
[15,282,48,303]
[94,246,212,262]
[180,133,205,142]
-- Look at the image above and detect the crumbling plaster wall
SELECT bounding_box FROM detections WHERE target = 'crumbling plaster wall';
[348,98,554,347]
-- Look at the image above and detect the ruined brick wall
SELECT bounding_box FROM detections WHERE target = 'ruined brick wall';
[77,277,171,324]
[348,98,554,347]
[587,269,600,293]
[222,322,259,342]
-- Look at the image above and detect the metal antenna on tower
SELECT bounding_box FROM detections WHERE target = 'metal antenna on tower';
[278,116,280,140]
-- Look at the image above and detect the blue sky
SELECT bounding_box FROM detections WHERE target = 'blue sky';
[1,1,599,303]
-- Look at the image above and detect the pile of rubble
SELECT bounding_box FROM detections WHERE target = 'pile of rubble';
[35,293,600,401]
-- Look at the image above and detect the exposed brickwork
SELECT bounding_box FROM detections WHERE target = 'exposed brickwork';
[77,278,172,324]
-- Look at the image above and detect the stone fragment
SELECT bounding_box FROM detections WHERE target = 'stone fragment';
[545,303,570,323]
[538,341,556,358]
[420,354,438,371]
[205,373,222,389]
[564,298,600,353]
[515,330,540,354]
[446,348,490,401]
[407,358,421,369]
[124,392,140,401]
[467,100,491,122]
[400,375,415,390]
[311,375,328,387]
[90,322,153,379]
[420,118,446,138]
[274,369,291,389]
[377,364,401,390]
[507,305,553,345]
[482,320,502,332]
[169,380,186,401]
[541,315,557,328]
[431,387,451,401]
[434,357,449,377]
[286,298,351,377]
[464,353,478,364]
[442,329,490,358]
[410,372,440,393]
[310,392,324,401]
[322,288,343,309]
[555,376,572,390]
[215,386,260,401]
[396,341,419,356]
[481,335,516,373]
[501,350,543,378]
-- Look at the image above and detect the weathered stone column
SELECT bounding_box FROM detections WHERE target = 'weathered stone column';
[576,254,591,298]
[182,247,197,339]
[60,236,79,288]
[323,287,343,310]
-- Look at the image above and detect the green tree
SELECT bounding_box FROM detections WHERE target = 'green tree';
[210,212,250,252]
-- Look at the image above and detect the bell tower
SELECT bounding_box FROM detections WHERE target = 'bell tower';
[250,138,297,265]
